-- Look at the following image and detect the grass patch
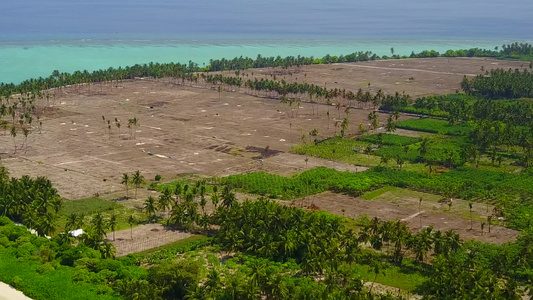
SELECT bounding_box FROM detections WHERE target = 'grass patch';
[364,186,495,223]
[59,197,120,216]
[291,137,374,164]
[361,186,398,200]
[356,260,427,292]
[396,118,471,136]
[358,134,420,146]
[56,197,147,234]
[134,235,208,256]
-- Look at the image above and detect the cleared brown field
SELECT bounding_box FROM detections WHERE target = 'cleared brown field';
[0,57,525,201]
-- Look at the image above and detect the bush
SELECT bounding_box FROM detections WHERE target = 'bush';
[155,174,162,181]
[10,276,23,289]
[0,216,13,226]
[0,236,10,247]
[37,262,56,274]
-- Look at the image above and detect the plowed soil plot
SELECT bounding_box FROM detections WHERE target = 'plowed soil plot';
[303,192,519,245]
[0,80,388,199]
[106,223,192,256]
[248,57,527,98]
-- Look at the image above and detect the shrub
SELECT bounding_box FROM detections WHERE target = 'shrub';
[10,276,23,289]
[0,236,10,247]
[37,262,56,274]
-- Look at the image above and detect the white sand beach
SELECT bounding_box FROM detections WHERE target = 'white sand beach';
[0,282,32,300]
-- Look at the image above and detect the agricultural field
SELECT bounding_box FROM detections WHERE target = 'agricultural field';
[395,118,471,136]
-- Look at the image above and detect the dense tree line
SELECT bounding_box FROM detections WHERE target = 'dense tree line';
[1,43,531,99]
[1,165,532,299]
[0,168,61,237]
[461,68,533,99]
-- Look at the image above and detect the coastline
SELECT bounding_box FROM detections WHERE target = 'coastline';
[0,38,516,85]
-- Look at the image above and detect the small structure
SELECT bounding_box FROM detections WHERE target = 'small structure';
[69,229,84,237]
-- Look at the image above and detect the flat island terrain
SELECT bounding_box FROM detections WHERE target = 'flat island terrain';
[1,55,532,299]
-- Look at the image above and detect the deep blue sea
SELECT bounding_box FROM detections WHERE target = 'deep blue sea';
[1,0,532,84]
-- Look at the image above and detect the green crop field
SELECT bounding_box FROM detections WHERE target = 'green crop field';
[396,118,471,136]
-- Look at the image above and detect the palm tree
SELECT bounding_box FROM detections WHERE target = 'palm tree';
[108,213,118,241]
[211,194,219,212]
[76,213,85,229]
[418,197,423,228]
[37,212,56,237]
[127,215,135,240]
[22,127,29,153]
[395,155,405,169]
[392,110,400,121]
[199,196,207,215]
[131,170,144,199]
[131,117,139,139]
[10,126,16,153]
[91,212,107,239]
[425,161,435,178]
[418,137,430,159]
[205,269,222,298]
[340,118,349,137]
[221,186,236,208]
[368,258,385,295]
[158,190,172,217]
[144,196,157,221]
[65,213,79,232]
[121,173,130,198]
[101,242,116,259]
[116,121,121,137]
[469,202,473,230]
[385,115,396,133]
[368,111,379,130]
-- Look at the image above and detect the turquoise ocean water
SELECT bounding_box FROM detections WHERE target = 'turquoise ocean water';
[1,0,532,84]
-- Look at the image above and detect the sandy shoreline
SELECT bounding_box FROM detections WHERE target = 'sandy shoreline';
[0,282,32,300]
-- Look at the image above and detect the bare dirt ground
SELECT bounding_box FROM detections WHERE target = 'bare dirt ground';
[106,223,192,256]
[300,192,519,245]
[247,57,527,98]
[0,80,387,199]
[0,58,524,201]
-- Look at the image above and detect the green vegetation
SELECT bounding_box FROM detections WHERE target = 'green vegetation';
[395,119,471,136]
[462,68,533,99]
[221,166,533,230]
[362,186,495,223]
[0,218,122,299]
[1,44,533,299]
[361,186,399,200]
[56,198,146,234]
[134,236,209,259]
[1,165,533,299]
[358,134,420,146]
[60,198,120,216]
[291,137,381,166]
[0,172,62,237]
